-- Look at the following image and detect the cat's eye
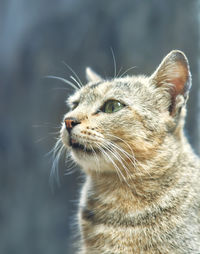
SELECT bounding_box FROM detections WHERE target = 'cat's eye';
[71,101,79,110]
[101,100,125,113]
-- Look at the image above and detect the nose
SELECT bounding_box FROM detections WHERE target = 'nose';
[64,117,81,134]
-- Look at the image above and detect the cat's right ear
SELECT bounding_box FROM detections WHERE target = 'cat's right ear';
[86,67,102,82]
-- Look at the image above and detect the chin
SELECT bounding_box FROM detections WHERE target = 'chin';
[70,148,99,171]
[70,148,114,173]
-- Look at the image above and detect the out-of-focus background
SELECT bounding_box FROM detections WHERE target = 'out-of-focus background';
[1,0,200,253]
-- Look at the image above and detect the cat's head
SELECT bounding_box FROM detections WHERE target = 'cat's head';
[59,50,191,176]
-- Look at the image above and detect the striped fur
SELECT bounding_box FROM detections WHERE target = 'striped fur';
[57,50,200,253]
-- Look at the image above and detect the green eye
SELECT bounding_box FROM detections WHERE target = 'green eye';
[102,100,125,113]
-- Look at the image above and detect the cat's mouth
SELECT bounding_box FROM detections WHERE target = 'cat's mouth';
[69,138,98,154]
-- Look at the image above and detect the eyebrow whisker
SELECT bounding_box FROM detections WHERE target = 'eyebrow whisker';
[44,75,79,90]
[70,76,82,89]
[62,61,83,87]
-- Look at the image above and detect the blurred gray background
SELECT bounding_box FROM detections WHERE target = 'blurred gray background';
[1,0,200,253]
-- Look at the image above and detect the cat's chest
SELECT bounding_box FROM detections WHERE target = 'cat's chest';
[78,179,199,254]
[79,196,179,254]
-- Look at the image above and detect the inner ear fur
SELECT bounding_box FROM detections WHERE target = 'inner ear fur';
[151,50,192,115]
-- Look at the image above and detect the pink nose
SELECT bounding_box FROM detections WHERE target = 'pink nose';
[64,117,80,133]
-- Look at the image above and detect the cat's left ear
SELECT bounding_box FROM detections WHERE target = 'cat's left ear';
[151,50,191,115]
[86,67,102,82]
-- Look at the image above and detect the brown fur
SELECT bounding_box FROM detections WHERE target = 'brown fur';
[56,50,200,253]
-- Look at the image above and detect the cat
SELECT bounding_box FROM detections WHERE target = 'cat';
[55,50,200,253]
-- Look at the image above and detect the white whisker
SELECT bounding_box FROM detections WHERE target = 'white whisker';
[45,75,79,90]
[110,47,117,78]
[97,142,131,186]
[90,144,101,172]
[116,66,123,78]
[50,139,66,188]
[64,153,78,175]
[119,66,137,77]
[106,133,135,157]
[99,134,151,180]
[102,143,132,187]
[70,75,82,89]
[96,143,124,183]
[62,61,83,87]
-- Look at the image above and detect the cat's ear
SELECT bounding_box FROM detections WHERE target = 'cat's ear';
[86,67,102,82]
[151,50,191,115]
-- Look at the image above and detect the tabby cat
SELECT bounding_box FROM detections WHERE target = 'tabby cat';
[56,50,200,253]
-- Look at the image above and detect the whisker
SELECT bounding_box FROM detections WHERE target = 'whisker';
[44,75,78,90]
[35,136,51,144]
[49,139,66,188]
[111,139,151,177]
[96,133,147,186]
[48,131,61,135]
[102,144,132,187]
[70,75,82,89]
[32,123,60,129]
[64,155,78,175]
[98,142,129,185]
[116,66,123,78]
[104,141,136,176]
[90,144,101,172]
[62,61,83,87]
[133,156,153,178]
[65,153,77,171]
[119,66,137,77]
[105,142,132,169]
[96,143,124,183]
[111,139,152,178]
[107,152,131,187]
[101,134,150,180]
[96,134,136,168]
[106,134,135,158]
[110,47,117,78]
[51,87,70,91]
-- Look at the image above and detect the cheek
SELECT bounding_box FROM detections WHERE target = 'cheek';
[60,123,70,147]
[107,113,143,137]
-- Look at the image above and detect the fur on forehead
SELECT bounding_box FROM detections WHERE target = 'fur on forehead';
[68,75,152,103]
[67,92,80,105]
